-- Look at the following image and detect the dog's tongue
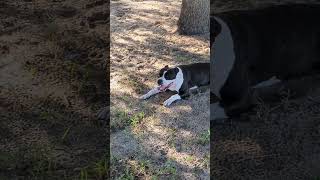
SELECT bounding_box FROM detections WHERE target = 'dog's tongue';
[158,85,167,91]
[158,82,174,91]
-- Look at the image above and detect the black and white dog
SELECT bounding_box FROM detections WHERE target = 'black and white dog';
[211,4,320,122]
[140,63,210,106]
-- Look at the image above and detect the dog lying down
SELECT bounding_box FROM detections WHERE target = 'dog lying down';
[140,63,210,106]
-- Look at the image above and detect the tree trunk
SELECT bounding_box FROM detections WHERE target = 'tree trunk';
[178,0,210,35]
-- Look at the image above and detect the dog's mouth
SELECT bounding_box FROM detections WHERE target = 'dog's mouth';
[158,82,174,92]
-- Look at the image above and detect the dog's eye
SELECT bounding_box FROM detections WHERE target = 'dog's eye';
[164,73,169,79]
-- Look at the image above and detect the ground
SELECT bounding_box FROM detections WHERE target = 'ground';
[2,0,319,179]
[110,0,210,179]
[212,0,320,179]
[0,0,108,179]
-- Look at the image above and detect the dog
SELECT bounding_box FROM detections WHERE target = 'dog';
[211,4,320,122]
[140,63,210,106]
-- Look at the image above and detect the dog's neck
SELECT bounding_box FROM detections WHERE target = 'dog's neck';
[168,67,184,92]
[211,16,235,98]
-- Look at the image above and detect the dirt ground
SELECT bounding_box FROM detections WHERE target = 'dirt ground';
[212,0,320,179]
[0,0,108,179]
[110,0,210,179]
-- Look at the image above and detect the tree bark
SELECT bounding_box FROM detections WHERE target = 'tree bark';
[178,0,210,35]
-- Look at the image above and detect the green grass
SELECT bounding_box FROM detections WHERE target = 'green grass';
[184,156,195,163]
[151,175,159,180]
[202,154,210,169]
[196,130,210,145]
[0,147,56,178]
[118,167,135,180]
[111,156,160,179]
[78,155,109,179]
[80,168,88,180]
[137,159,149,175]
[158,160,177,176]
[93,157,109,179]
[61,127,71,142]
[111,109,146,129]
[129,112,145,127]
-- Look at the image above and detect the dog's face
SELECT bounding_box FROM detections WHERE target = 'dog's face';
[157,65,179,91]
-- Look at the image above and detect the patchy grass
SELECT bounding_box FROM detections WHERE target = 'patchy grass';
[78,156,108,180]
[0,145,57,179]
[61,127,71,142]
[202,154,210,169]
[111,157,159,179]
[184,155,195,163]
[0,0,108,178]
[111,109,146,130]
[196,130,210,146]
[110,0,209,179]
[158,160,177,176]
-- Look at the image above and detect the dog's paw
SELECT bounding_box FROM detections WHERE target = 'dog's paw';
[163,99,172,107]
[163,94,181,107]
[163,98,173,107]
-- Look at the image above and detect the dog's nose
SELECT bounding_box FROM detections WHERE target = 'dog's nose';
[157,79,163,85]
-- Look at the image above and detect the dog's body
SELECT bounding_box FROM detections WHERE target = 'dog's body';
[211,4,320,121]
[140,63,210,106]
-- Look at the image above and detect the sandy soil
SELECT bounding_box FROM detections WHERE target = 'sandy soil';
[110,0,210,179]
[0,0,108,179]
[211,0,320,179]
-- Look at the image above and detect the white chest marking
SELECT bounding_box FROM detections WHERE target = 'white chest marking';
[168,67,184,92]
[211,16,235,98]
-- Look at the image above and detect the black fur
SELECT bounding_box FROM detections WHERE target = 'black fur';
[178,63,210,98]
[211,4,320,118]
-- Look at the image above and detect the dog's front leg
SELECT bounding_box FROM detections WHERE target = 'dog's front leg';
[163,94,181,107]
[139,87,161,100]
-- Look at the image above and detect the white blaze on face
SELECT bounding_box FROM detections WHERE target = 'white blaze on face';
[211,16,235,99]
[159,67,184,92]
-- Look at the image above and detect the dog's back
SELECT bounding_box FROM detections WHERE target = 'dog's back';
[179,63,210,87]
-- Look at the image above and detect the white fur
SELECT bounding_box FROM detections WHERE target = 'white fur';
[139,87,160,99]
[211,16,235,99]
[189,86,198,90]
[159,67,184,92]
[210,102,228,121]
[252,76,281,89]
[163,94,181,106]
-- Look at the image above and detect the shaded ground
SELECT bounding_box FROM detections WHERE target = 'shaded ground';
[110,0,209,179]
[211,0,320,179]
[0,0,108,179]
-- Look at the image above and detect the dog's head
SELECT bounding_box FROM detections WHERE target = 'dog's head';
[157,65,179,91]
